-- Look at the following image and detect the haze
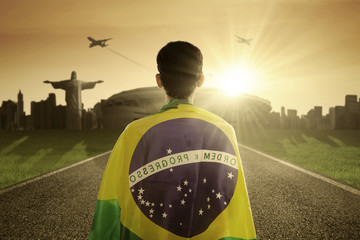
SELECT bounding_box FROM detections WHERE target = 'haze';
[1,0,359,115]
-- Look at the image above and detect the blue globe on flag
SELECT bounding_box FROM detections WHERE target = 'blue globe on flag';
[129,118,238,237]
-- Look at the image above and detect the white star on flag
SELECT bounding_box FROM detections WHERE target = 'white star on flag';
[167,148,172,154]
[216,192,222,199]
[227,172,234,179]
[149,209,154,214]
[199,209,204,215]
[137,195,143,200]
[177,185,182,191]
[138,188,145,194]
[203,178,207,183]
[181,199,186,205]
[183,180,189,186]
[145,201,150,207]
[162,212,168,218]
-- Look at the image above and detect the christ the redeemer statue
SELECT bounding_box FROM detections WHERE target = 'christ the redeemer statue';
[44,71,103,129]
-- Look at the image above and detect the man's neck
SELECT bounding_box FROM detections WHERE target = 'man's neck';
[165,94,194,104]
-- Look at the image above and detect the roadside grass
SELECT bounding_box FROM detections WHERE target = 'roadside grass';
[237,128,360,188]
[2,128,359,190]
[0,129,122,189]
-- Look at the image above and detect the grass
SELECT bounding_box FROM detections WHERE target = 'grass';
[236,128,360,188]
[1,128,359,190]
[0,129,123,189]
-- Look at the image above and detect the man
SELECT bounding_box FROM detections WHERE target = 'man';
[89,41,256,240]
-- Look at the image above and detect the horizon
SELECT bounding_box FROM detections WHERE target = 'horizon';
[1,85,358,118]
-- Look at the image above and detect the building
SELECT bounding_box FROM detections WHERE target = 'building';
[301,95,360,130]
[0,91,26,130]
[271,95,360,130]
[30,93,70,129]
[99,87,272,131]
[82,108,98,129]
[344,95,360,129]
[0,100,17,130]
[305,106,322,129]
[31,93,57,129]
[52,105,67,129]
[15,90,26,129]
[287,109,300,129]
[268,111,281,128]
[100,87,161,130]
[29,91,98,130]
[330,95,360,129]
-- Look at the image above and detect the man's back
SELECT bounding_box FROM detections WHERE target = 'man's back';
[90,99,256,239]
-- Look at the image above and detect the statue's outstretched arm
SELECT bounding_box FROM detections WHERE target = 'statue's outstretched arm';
[43,80,67,90]
[82,80,104,90]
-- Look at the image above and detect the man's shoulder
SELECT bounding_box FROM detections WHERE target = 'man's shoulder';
[123,104,234,133]
[122,116,148,132]
[185,104,233,127]
[121,113,160,136]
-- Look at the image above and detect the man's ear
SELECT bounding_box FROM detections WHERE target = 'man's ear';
[196,74,204,87]
[156,74,163,88]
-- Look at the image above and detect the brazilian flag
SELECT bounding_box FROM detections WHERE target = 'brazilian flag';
[89,99,256,240]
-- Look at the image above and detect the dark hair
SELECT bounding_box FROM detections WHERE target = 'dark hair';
[157,41,203,99]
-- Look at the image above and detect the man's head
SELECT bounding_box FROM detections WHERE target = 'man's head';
[156,41,204,99]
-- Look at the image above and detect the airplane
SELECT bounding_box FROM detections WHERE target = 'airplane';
[235,35,252,46]
[87,36,112,48]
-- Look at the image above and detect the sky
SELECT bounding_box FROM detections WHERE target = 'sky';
[1,0,359,116]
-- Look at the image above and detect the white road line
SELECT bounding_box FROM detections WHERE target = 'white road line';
[0,151,112,195]
[239,144,360,196]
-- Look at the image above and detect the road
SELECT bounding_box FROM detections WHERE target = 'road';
[0,146,359,239]
[240,146,360,239]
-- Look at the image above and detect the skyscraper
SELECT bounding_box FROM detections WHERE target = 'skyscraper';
[15,90,25,129]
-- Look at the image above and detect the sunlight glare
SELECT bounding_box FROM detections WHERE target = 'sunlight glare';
[214,64,258,96]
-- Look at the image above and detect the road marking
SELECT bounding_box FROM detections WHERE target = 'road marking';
[239,144,360,196]
[0,151,112,195]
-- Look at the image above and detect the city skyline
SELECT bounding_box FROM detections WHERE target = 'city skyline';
[1,86,358,118]
[1,86,359,131]
[1,0,360,115]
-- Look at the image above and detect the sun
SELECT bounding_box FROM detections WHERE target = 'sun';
[211,64,258,97]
